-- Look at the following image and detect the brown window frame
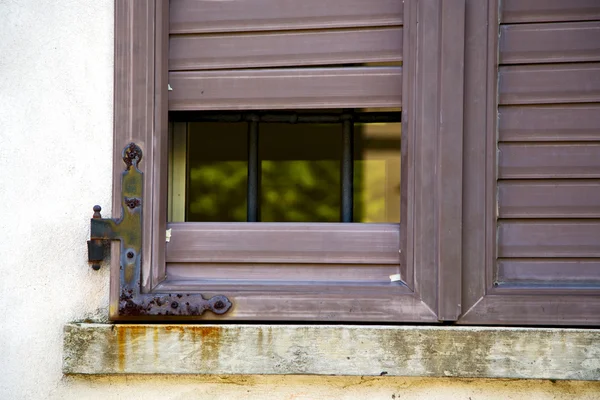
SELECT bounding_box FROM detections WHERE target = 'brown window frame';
[109,0,467,322]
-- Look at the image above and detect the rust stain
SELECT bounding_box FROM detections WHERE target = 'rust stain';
[116,326,126,372]
[164,325,185,341]
[257,329,264,355]
[153,326,160,367]
[115,325,147,372]
[257,326,274,357]
[128,325,147,366]
[115,325,224,371]
[189,326,223,368]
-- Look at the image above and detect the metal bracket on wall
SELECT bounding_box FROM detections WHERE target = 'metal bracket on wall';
[87,143,232,317]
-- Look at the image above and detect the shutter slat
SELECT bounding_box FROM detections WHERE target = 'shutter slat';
[501,0,600,24]
[166,263,400,284]
[498,221,600,258]
[166,222,401,264]
[499,180,600,218]
[170,27,402,71]
[499,105,600,142]
[499,143,600,179]
[499,63,600,105]
[170,0,403,34]
[497,259,600,285]
[500,21,600,65]
[168,67,402,110]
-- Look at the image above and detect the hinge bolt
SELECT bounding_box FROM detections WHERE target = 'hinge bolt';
[93,205,102,219]
[214,300,225,310]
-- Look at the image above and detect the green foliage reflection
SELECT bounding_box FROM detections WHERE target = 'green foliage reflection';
[261,160,340,222]
[188,161,247,222]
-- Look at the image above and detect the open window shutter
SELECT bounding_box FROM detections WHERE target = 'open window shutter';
[111,0,466,322]
[167,0,403,110]
[460,0,600,325]
[161,0,415,322]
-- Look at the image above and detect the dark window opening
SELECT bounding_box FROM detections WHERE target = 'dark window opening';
[169,110,401,223]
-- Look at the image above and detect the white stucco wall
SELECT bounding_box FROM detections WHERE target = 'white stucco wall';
[0,1,599,399]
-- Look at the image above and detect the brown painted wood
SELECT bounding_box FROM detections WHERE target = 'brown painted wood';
[166,263,401,283]
[498,221,600,258]
[157,279,411,296]
[400,0,465,321]
[502,0,600,23]
[499,63,600,105]
[169,27,402,71]
[170,0,403,34]
[168,67,402,110]
[497,259,600,285]
[149,286,436,322]
[153,0,170,289]
[500,21,600,65]
[399,0,417,294]
[166,222,400,264]
[499,180,600,218]
[458,295,600,325]
[459,0,600,326]
[499,105,600,142]
[498,143,600,179]
[115,0,600,324]
[488,285,600,296]
[460,0,497,322]
[436,0,465,321]
[130,0,448,322]
[113,0,168,303]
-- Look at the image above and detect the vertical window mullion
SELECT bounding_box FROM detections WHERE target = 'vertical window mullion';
[341,112,354,222]
[247,114,260,222]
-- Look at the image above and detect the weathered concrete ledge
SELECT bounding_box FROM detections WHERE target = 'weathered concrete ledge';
[63,324,600,380]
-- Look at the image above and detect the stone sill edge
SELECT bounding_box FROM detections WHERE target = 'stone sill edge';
[63,323,600,380]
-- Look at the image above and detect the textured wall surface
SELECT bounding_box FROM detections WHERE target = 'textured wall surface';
[1,1,599,399]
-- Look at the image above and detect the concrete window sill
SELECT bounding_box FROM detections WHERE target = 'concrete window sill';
[63,324,600,380]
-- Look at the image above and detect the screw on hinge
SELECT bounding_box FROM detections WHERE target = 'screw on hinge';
[213,300,225,310]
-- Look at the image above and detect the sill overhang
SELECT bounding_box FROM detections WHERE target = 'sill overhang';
[63,324,600,380]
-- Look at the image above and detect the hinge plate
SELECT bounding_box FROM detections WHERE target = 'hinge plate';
[87,143,232,317]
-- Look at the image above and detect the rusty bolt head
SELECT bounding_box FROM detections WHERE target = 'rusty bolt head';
[91,264,101,271]
[127,251,134,259]
[171,301,179,309]
[124,197,141,209]
[214,300,225,310]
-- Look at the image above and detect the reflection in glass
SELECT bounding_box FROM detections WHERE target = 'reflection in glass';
[187,122,247,222]
[260,123,341,222]
[354,122,401,223]
[181,118,401,223]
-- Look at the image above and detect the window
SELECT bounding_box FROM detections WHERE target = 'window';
[106,0,600,325]
[108,0,462,322]
[169,111,401,224]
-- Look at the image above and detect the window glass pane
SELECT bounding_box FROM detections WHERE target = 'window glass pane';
[260,123,341,222]
[354,122,401,223]
[187,122,247,222]
[174,113,401,223]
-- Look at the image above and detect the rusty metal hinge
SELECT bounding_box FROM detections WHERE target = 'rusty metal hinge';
[87,143,232,317]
